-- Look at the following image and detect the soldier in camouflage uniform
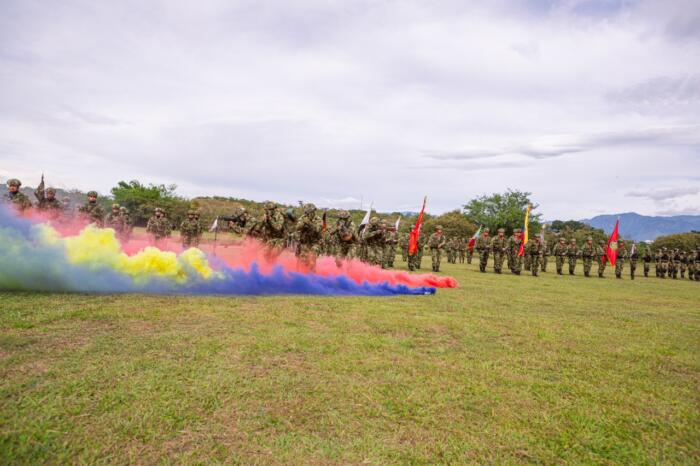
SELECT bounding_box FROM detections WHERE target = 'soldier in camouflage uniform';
[146,207,171,243]
[523,238,532,272]
[260,201,286,258]
[629,243,638,280]
[119,206,133,242]
[399,233,409,262]
[295,203,323,271]
[671,249,681,279]
[362,217,385,267]
[331,210,358,267]
[508,228,523,275]
[428,225,447,272]
[567,238,580,275]
[658,247,669,278]
[283,207,298,249]
[458,237,466,263]
[3,179,32,212]
[106,204,127,241]
[62,197,73,215]
[679,250,688,279]
[526,235,543,277]
[383,226,398,268]
[490,228,507,274]
[596,239,607,278]
[552,237,567,275]
[580,237,595,277]
[615,239,628,279]
[180,210,201,248]
[475,228,491,273]
[654,248,662,277]
[35,184,63,217]
[408,235,425,271]
[642,247,652,277]
[78,191,105,227]
[688,248,697,281]
[541,239,550,273]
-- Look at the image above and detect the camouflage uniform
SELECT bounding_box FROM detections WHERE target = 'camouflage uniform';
[332,210,358,266]
[428,226,447,273]
[408,236,425,271]
[642,248,652,278]
[2,179,32,212]
[541,240,550,272]
[106,204,127,241]
[508,229,523,275]
[78,191,105,227]
[655,249,662,277]
[467,242,474,264]
[458,238,466,263]
[35,186,63,217]
[581,237,595,277]
[615,240,628,279]
[180,210,201,248]
[629,244,638,280]
[119,207,132,242]
[146,207,171,242]
[679,251,688,279]
[526,237,543,277]
[490,229,507,274]
[399,233,409,262]
[596,240,607,278]
[362,217,386,267]
[475,229,491,273]
[671,249,681,279]
[694,247,700,281]
[260,202,286,259]
[567,239,580,275]
[295,204,323,271]
[523,242,532,272]
[552,238,567,275]
[283,207,298,250]
[383,228,398,268]
[659,247,670,278]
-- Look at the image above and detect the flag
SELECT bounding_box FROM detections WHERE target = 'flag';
[394,216,401,231]
[629,242,636,257]
[209,216,219,232]
[35,173,45,202]
[517,204,532,257]
[605,217,620,266]
[408,197,427,256]
[360,203,373,226]
[539,223,546,243]
[322,211,327,232]
[467,225,482,252]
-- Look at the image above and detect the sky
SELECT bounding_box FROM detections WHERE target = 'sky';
[1,0,699,219]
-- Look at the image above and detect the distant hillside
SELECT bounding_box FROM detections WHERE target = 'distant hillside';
[583,212,700,241]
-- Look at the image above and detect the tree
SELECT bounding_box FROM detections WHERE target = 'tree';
[111,180,190,227]
[422,210,477,239]
[652,232,700,252]
[463,189,542,234]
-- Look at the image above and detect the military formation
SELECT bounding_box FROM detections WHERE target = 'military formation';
[3,178,700,279]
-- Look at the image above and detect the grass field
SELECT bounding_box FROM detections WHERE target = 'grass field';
[1,256,699,464]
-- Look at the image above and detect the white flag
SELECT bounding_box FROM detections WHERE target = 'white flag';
[394,216,401,230]
[360,203,373,226]
[209,216,219,232]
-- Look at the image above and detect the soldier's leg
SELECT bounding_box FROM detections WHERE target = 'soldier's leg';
[644,263,649,277]
[541,256,547,272]
[512,255,522,275]
[556,257,563,275]
[467,250,472,264]
[568,258,575,275]
[630,263,636,280]
[583,258,589,277]
[531,256,539,276]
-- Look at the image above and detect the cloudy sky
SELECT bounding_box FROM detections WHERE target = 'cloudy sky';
[1,0,699,219]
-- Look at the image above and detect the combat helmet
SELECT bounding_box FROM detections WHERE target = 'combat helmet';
[338,210,350,219]
[112,203,120,209]
[264,201,276,210]
[303,203,316,213]
[6,178,21,187]
[46,187,56,195]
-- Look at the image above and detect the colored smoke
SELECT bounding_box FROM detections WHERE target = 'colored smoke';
[0,206,457,296]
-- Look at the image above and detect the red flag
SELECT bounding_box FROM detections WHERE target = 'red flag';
[322,211,327,232]
[408,197,427,256]
[467,225,482,252]
[605,217,620,266]
[517,204,532,257]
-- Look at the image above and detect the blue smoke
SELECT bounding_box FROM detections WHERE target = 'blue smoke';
[0,206,435,296]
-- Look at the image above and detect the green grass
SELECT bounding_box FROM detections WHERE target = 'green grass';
[1,258,699,464]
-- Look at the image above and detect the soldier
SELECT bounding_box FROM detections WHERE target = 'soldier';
[119,206,132,242]
[146,207,171,243]
[362,217,385,267]
[642,247,652,278]
[295,203,323,271]
[283,207,298,249]
[508,228,523,275]
[3,179,32,212]
[615,239,628,279]
[671,249,682,279]
[62,196,73,215]
[659,247,670,278]
[567,238,580,275]
[523,238,532,272]
[655,248,662,277]
[629,243,638,280]
[526,235,543,277]
[331,210,358,267]
[399,233,409,262]
[694,247,700,281]
[596,239,607,278]
[383,226,398,268]
[78,191,105,227]
[35,184,63,216]
[106,204,127,241]
[490,228,507,274]
[475,228,491,273]
[466,238,475,264]
[445,238,454,264]
[581,237,595,277]
[541,238,550,273]
[552,237,567,275]
[180,210,200,248]
[427,225,447,272]
[458,237,466,263]
[260,201,286,258]
[680,250,688,279]
[688,248,697,281]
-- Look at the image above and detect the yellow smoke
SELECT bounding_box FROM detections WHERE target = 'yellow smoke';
[41,224,216,283]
